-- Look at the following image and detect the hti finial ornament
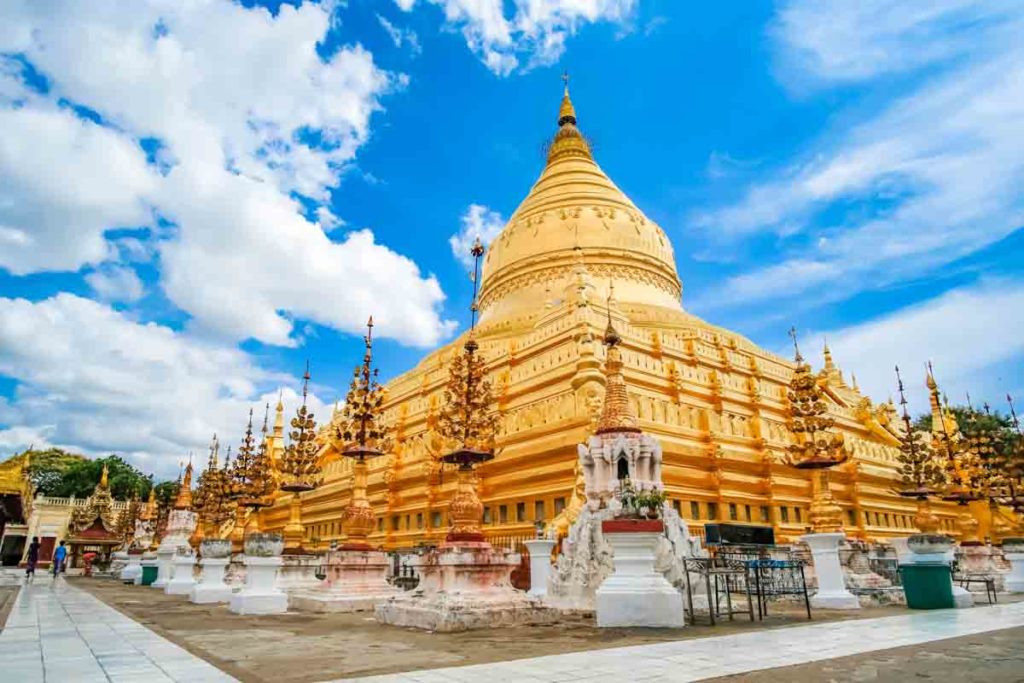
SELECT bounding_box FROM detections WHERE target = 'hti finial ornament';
[788,326,803,363]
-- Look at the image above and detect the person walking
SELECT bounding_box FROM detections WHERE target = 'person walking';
[52,540,67,578]
[25,536,40,580]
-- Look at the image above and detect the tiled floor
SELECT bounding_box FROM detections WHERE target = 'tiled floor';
[331,600,1024,683]
[0,573,236,682]
[3,570,1023,683]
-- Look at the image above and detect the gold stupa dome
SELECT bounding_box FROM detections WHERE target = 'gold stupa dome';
[477,82,682,325]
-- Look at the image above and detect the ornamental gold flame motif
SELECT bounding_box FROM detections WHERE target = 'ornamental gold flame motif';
[334,318,390,550]
[194,434,235,539]
[334,318,392,457]
[893,366,943,533]
[786,330,846,470]
[280,363,322,493]
[229,408,276,509]
[785,329,845,534]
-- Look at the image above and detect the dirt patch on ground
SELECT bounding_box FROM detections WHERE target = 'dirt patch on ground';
[0,585,19,630]
[710,625,1024,682]
[73,578,937,683]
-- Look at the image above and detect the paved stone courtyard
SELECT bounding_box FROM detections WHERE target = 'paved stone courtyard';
[1,571,1022,683]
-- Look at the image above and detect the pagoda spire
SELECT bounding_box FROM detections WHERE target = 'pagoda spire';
[558,70,576,126]
[547,72,591,163]
[595,286,640,435]
[822,337,835,372]
[174,459,193,510]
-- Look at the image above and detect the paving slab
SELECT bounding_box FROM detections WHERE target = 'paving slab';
[0,572,236,683]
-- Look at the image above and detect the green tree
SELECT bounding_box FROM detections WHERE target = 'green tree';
[22,448,88,495]
[48,455,153,500]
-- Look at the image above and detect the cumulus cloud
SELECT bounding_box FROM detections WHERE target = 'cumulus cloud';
[0,0,455,347]
[84,265,146,303]
[691,1,1024,314]
[449,204,505,268]
[0,294,329,478]
[396,0,636,75]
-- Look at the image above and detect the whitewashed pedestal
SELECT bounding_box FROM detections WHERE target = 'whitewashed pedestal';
[524,539,556,598]
[1002,540,1024,593]
[152,547,176,588]
[191,558,233,603]
[596,521,684,628]
[229,556,288,614]
[165,554,197,595]
[120,553,143,584]
[802,532,860,610]
[290,549,396,613]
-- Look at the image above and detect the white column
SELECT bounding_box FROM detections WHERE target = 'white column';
[524,539,556,598]
[801,532,860,610]
[190,558,233,604]
[151,547,175,588]
[1004,551,1024,593]
[165,554,197,595]
[596,532,684,628]
[229,556,287,615]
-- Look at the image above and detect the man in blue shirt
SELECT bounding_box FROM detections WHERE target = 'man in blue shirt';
[52,540,67,577]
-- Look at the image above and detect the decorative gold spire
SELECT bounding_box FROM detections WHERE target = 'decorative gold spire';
[822,338,834,372]
[335,317,391,457]
[334,316,391,550]
[558,71,576,126]
[229,408,275,508]
[438,241,500,458]
[893,366,943,518]
[546,73,592,164]
[99,462,109,489]
[786,327,846,468]
[280,361,322,492]
[596,286,640,435]
[174,460,193,510]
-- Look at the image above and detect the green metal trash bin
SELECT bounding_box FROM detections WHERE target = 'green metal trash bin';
[140,564,159,586]
[900,564,954,609]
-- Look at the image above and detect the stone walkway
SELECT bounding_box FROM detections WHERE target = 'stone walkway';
[2,571,1022,683]
[333,601,1024,683]
[0,574,236,682]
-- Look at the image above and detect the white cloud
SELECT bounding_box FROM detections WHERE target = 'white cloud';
[691,1,1024,314]
[377,13,422,55]
[0,105,158,274]
[396,0,636,75]
[0,0,455,347]
[84,265,146,303]
[0,294,330,479]
[815,279,1024,415]
[449,203,505,268]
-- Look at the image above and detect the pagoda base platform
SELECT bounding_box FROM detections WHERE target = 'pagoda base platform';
[290,548,397,613]
[375,541,558,632]
[276,554,322,592]
[164,554,197,595]
[190,558,233,604]
[229,556,288,615]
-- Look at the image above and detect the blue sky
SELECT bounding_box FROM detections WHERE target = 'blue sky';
[0,1,1021,478]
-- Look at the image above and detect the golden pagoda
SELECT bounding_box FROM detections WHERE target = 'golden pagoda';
[263,81,970,548]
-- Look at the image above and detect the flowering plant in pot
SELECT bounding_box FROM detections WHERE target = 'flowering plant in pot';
[635,489,667,519]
